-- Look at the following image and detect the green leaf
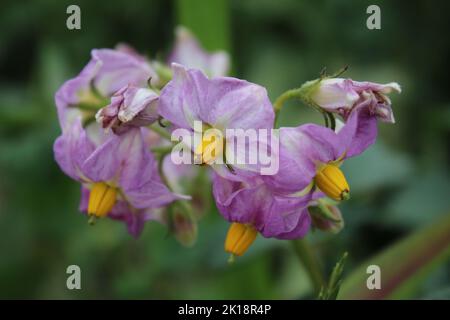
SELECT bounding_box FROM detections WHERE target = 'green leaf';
[338,213,450,299]
[318,252,348,300]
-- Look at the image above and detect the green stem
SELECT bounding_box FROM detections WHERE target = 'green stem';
[151,145,174,154]
[149,123,172,141]
[291,238,325,294]
[273,83,336,130]
[273,81,322,127]
[76,102,104,111]
[273,88,303,125]
[326,111,336,131]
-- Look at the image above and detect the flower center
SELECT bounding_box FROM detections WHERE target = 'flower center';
[88,182,118,217]
[225,223,258,257]
[314,164,350,201]
[195,130,224,165]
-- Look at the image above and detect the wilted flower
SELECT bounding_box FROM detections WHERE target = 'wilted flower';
[55,47,157,129]
[96,84,159,134]
[168,26,230,77]
[308,78,401,123]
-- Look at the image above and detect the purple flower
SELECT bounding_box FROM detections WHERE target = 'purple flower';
[158,63,274,177]
[55,47,157,130]
[309,78,401,123]
[53,117,183,237]
[265,106,377,201]
[213,174,313,256]
[96,84,159,134]
[168,26,230,77]
[159,63,273,131]
[213,174,312,239]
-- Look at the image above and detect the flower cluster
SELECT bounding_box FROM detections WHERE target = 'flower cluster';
[54,27,400,257]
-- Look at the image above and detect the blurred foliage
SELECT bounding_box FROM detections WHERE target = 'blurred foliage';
[176,0,231,51]
[0,0,449,299]
[339,214,450,299]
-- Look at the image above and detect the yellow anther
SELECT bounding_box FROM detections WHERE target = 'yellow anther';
[195,130,223,165]
[225,223,258,257]
[87,182,117,217]
[314,164,350,201]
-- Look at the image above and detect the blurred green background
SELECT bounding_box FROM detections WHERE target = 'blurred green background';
[0,0,449,299]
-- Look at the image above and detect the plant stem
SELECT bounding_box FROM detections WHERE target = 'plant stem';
[273,83,321,126]
[153,62,173,88]
[149,124,172,140]
[273,88,303,125]
[151,145,174,154]
[291,238,325,295]
[273,84,335,130]
[273,88,302,113]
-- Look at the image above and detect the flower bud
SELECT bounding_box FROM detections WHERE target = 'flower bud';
[308,78,401,123]
[310,78,359,111]
[171,210,198,247]
[315,164,350,201]
[309,204,344,234]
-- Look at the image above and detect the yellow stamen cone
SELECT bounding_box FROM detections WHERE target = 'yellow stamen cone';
[88,182,117,218]
[315,164,350,201]
[225,223,258,257]
[195,131,223,165]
